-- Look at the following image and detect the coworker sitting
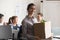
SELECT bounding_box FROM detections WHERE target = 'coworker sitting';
[8,16,20,40]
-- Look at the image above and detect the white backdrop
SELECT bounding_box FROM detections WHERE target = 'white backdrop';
[0,0,17,22]
[43,1,60,27]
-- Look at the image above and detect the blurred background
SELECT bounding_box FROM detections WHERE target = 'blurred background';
[0,0,60,36]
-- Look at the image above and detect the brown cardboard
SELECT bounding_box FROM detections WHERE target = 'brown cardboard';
[33,21,51,39]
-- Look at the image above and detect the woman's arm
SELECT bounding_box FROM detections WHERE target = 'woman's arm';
[22,20,28,40]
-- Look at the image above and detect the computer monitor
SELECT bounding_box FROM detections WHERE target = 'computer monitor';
[0,25,12,39]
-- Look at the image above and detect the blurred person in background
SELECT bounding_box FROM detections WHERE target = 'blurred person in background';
[37,13,46,23]
[0,13,4,25]
[10,16,20,30]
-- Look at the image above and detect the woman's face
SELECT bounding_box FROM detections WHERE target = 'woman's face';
[28,6,36,15]
[13,17,18,24]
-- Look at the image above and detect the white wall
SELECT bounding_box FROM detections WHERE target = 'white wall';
[0,0,18,22]
[43,1,60,27]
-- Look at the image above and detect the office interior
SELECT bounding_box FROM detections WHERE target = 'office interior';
[0,0,60,40]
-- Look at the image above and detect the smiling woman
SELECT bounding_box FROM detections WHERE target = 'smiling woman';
[22,3,38,40]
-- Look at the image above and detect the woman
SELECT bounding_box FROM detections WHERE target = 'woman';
[22,3,38,40]
[0,14,4,25]
[10,16,20,30]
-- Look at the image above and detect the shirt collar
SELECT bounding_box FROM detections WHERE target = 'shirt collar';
[26,15,34,19]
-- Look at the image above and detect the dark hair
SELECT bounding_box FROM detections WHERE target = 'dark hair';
[7,17,12,25]
[38,13,43,16]
[27,3,35,10]
[0,13,4,18]
[12,16,18,22]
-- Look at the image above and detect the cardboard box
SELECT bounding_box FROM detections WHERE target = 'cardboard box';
[33,21,51,39]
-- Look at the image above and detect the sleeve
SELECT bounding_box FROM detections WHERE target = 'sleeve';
[22,20,28,39]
